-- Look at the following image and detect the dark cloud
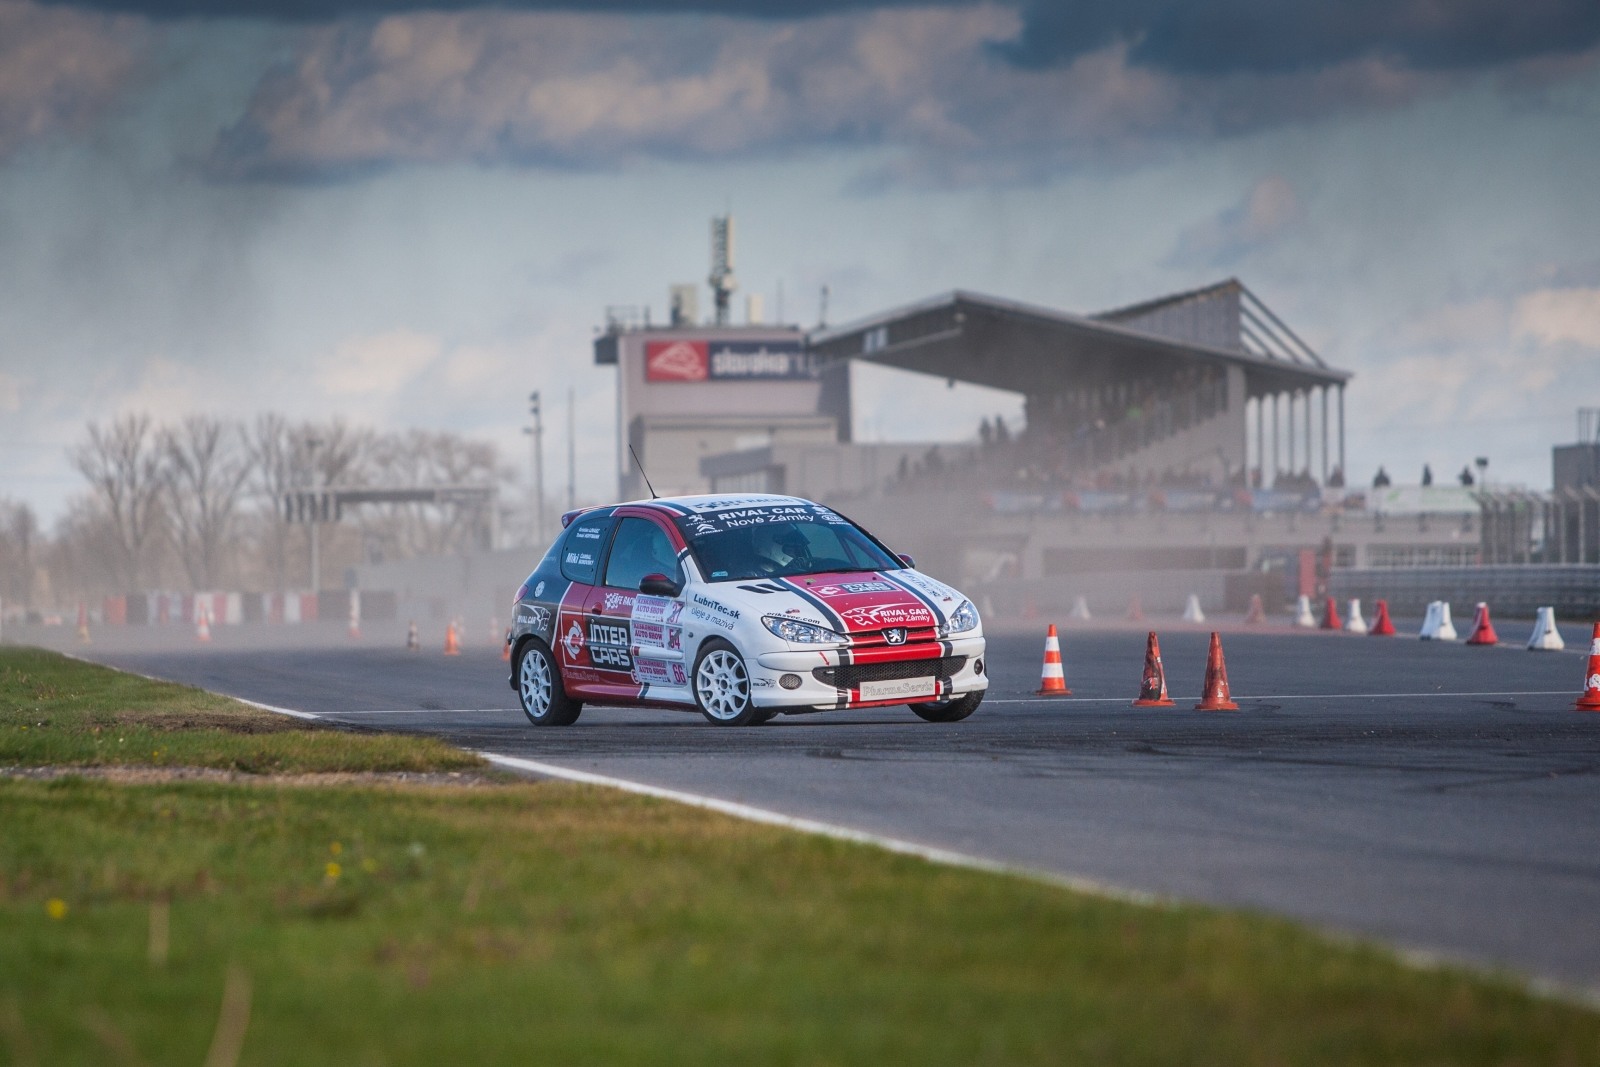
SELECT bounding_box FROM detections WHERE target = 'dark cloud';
[40,0,941,19]
[998,0,1600,75]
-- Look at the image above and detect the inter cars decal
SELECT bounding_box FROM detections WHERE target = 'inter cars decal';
[587,619,632,669]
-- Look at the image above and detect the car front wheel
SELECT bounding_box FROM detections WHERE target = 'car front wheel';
[909,691,982,723]
[518,639,582,726]
[693,640,764,727]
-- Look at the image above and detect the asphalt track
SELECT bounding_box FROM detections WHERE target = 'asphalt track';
[22,618,1600,995]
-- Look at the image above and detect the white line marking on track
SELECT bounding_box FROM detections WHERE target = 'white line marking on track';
[479,751,1156,904]
[320,708,519,716]
[234,697,321,720]
[985,691,1573,705]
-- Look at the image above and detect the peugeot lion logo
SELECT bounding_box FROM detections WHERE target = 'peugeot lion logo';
[883,627,907,645]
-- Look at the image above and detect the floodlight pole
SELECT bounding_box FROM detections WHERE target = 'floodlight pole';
[527,391,545,544]
[307,437,322,594]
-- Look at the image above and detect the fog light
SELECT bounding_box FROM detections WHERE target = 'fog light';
[972,658,984,676]
[779,674,802,690]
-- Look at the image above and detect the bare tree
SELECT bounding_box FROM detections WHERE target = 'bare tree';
[244,415,370,590]
[69,415,166,589]
[160,416,253,590]
[0,499,39,611]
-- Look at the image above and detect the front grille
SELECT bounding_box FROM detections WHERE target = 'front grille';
[813,656,966,690]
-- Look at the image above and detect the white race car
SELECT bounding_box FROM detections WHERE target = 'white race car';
[506,493,987,726]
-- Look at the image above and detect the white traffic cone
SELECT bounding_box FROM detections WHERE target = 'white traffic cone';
[1293,595,1316,628]
[1419,601,1440,639]
[1181,594,1206,623]
[1527,607,1565,651]
[1068,596,1092,621]
[1344,598,1368,635]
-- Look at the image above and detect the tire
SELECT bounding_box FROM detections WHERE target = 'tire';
[692,639,763,726]
[909,690,983,723]
[517,639,582,726]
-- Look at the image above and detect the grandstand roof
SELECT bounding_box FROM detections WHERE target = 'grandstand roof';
[807,279,1349,398]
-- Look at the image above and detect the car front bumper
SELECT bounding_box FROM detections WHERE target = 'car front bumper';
[749,634,987,710]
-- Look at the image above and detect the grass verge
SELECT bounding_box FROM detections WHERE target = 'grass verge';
[4,777,1599,1065]
[0,646,481,774]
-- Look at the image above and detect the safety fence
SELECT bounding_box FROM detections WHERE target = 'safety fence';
[1330,566,1600,620]
[97,590,398,626]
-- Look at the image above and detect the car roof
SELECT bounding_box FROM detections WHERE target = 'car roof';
[560,493,822,528]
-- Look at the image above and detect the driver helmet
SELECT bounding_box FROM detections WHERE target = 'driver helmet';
[755,525,809,567]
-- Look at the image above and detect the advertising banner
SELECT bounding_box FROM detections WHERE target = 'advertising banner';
[646,339,813,383]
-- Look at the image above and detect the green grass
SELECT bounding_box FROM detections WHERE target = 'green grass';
[0,646,481,774]
[3,777,1598,1066]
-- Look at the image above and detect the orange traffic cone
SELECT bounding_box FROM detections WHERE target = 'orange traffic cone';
[1320,596,1341,630]
[1465,602,1499,646]
[501,628,512,662]
[1126,595,1145,622]
[406,620,420,652]
[196,604,211,643]
[1194,631,1239,711]
[1036,624,1070,695]
[1132,631,1174,707]
[1369,599,1396,636]
[444,621,461,656]
[76,602,91,645]
[1575,623,1600,712]
[1243,593,1266,624]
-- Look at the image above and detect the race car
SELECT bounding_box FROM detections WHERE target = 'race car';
[506,493,987,726]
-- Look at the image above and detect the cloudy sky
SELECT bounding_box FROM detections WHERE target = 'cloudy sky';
[2,0,1597,523]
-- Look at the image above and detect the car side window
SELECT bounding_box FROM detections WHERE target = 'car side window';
[560,515,612,584]
[604,517,682,591]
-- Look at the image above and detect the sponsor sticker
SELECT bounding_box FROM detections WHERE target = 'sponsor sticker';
[632,620,670,647]
[587,619,632,669]
[517,606,550,632]
[859,676,937,701]
[534,580,545,598]
[632,595,684,624]
[633,658,676,686]
[561,620,584,661]
[691,593,739,621]
[689,606,736,632]
[750,676,776,688]
[840,604,935,628]
[603,591,636,613]
[812,581,894,597]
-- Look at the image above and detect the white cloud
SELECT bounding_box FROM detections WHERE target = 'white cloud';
[1513,286,1600,348]
[319,329,443,397]
[0,370,21,413]
[0,1,148,162]
[1170,175,1303,266]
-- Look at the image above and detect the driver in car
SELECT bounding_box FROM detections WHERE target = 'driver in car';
[754,525,812,574]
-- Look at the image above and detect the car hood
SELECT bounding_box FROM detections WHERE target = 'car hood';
[741,569,965,635]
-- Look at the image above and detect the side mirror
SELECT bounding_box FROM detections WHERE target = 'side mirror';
[639,573,682,598]
[897,553,916,568]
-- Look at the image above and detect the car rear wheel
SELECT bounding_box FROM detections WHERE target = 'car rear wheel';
[693,640,764,726]
[518,639,582,726]
[909,691,983,723]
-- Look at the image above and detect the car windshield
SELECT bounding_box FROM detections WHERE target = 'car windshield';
[674,506,901,582]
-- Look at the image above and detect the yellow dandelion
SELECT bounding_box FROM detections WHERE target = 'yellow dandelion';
[46,898,67,920]
[325,862,342,880]
[330,841,343,855]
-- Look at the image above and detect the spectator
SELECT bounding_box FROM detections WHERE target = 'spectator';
[1458,465,1475,487]
[978,417,993,448]
[1328,465,1345,488]
[1373,466,1391,488]
[1422,463,1433,487]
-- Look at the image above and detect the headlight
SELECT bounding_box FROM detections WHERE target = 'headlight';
[945,600,979,635]
[763,615,845,644]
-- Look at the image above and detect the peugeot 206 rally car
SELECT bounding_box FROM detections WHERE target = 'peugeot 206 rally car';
[506,494,986,727]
